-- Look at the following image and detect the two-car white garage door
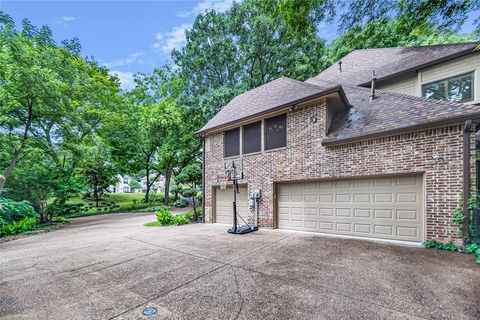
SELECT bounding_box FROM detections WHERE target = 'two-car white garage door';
[277,175,424,242]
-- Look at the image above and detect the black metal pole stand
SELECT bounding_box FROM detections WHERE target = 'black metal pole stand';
[232,178,238,233]
[227,161,258,235]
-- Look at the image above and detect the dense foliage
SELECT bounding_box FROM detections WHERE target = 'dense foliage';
[0,198,37,236]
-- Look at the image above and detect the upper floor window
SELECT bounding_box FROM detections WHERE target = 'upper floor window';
[265,114,286,150]
[243,121,261,154]
[422,72,474,103]
[224,127,240,157]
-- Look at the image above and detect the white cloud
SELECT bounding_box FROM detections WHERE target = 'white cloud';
[62,16,76,22]
[153,23,192,54]
[177,0,238,18]
[156,0,239,55]
[192,0,236,15]
[110,70,135,91]
[103,52,145,68]
[55,16,76,25]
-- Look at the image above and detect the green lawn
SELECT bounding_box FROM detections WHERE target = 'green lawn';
[66,193,172,218]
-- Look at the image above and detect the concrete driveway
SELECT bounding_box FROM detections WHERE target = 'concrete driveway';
[0,212,479,320]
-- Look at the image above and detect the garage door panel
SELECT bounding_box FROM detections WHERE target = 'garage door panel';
[319,194,334,202]
[215,185,249,225]
[374,177,394,186]
[319,221,334,231]
[374,209,393,219]
[353,179,370,188]
[354,193,370,202]
[277,175,424,242]
[335,208,351,217]
[354,223,371,234]
[396,209,418,221]
[354,209,371,218]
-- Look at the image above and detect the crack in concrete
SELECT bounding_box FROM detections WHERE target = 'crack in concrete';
[232,269,244,320]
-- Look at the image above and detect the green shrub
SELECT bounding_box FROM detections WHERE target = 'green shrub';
[182,211,194,221]
[466,243,479,254]
[156,208,174,225]
[173,215,189,225]
[147,208,192,227]
[0,217,37,237]
[46,203,87,217]
[423,239,459,251]
[174,198,189,208]
[51,216,69,224]
[465,243,480,264]
[144,221,161,227]
[0,198,36,224]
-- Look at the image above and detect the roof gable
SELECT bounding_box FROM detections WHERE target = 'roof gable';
[198,77,347,134]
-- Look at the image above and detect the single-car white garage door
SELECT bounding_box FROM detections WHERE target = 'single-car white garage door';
[277,175,424,242]
[215,185,249,225]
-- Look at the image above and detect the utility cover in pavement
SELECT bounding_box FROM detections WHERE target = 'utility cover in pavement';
[142,307,157,316]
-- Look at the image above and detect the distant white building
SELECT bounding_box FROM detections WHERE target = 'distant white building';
[108,174,165,193]
[140,175,165,193]
[108,175,141,193]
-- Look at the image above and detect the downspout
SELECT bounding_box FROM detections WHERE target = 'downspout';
[463,120,473,246]
[202,137,206,223]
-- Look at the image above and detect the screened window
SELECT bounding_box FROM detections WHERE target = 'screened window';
[224,128,240,157]
[265,114,286,150]
[243,121,261,154]
[422,72,474,103]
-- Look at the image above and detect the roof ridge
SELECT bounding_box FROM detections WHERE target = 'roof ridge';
[282,76,327,89]
[352,41,479,52]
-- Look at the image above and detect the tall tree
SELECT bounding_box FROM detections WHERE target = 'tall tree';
[104,67,186,203]
[0,13,121,197]
[329,19,477,62]
[80,137,117,207]
[257,0,479,37]
[175,163,203,219]
[172,0,329,123]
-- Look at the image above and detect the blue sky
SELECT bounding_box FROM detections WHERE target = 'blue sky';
[1,0,478,90]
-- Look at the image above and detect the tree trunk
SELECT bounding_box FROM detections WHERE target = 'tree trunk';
[163,162,173,205]
[0,149,21,195]
[145,161,150,203]
[95,181,100,208]
[0,99,34,196]
[192,196,197,221]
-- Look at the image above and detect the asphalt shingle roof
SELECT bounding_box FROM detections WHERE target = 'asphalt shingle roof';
[198,77,341,134]
[309,42,479,86]
[306,78,480,144]
[199,43,480,143]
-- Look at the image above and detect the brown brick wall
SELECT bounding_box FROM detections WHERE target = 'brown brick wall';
[203,100,475,244]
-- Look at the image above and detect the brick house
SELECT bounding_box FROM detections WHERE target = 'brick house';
[198,43,480,245]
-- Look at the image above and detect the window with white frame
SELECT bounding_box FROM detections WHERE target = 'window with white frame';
[421,71,474,103]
